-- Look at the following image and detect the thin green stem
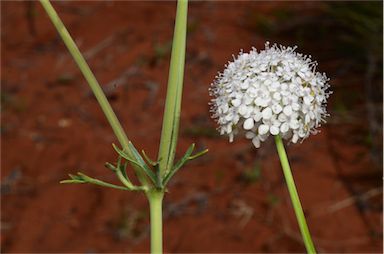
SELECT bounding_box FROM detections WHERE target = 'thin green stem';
[148,191,164,254]
[157,0,188,176]
[39,0,129,150]
[39,0,148,186]
[274,135,316,254]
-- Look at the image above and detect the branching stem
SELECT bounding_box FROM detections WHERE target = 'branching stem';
[39,0,148,186]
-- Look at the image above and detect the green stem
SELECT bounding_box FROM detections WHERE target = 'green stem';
[148,191,164,254]
[39,0,129,150]
[274,135,316,254]
[39,0,149,186]
[157,0,188,176]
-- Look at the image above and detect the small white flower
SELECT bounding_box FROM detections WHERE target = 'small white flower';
[271,104,282,114]
[283,105,293,116]
[243,118,254,130]
[270,125,280,135]
[258,124,269,135]
[262,107,273,120]
[209,42,331,148]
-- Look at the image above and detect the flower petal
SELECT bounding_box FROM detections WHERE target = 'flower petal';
[258,124,269,135]
[232,98,241,107]
[270,125,279,135]
[280,123,289,133]
[262,107,272,120]
[252,137,261,148]
[243,118,254,130]
[283,105,293,116]
[271,104,282,114]
[245,131,255,139]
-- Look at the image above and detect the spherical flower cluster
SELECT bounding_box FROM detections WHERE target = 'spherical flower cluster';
[209,42,331,148]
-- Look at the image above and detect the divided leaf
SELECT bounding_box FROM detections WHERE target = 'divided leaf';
[112,143,157,185]
[60,172,128,190]
[162,143,209,186]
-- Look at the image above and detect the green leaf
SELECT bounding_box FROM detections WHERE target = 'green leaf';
[142,150,159,166]
[141,150,163,188]
[188,148,209,160]
[119,160,130,182]
[114,167,141,191]
[162,143,195,186]
[127,142,149,169]
[112,143,157,185]
[113,144,142,167]
[105,162,117,172]
[60,172,128,190]
[60,179,85,184]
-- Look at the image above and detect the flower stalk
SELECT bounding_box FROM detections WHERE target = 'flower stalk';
[274,135,316,253]
[39,0,129,150]
[158,0,188,176]
[39,0,150,186]
[40,0,196,253]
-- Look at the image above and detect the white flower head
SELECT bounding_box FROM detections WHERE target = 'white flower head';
[209,42,331,148]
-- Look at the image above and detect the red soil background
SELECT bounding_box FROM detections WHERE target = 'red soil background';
[1,1,383,253]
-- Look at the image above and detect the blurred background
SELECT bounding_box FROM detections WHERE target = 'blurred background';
[1,1,383,253]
